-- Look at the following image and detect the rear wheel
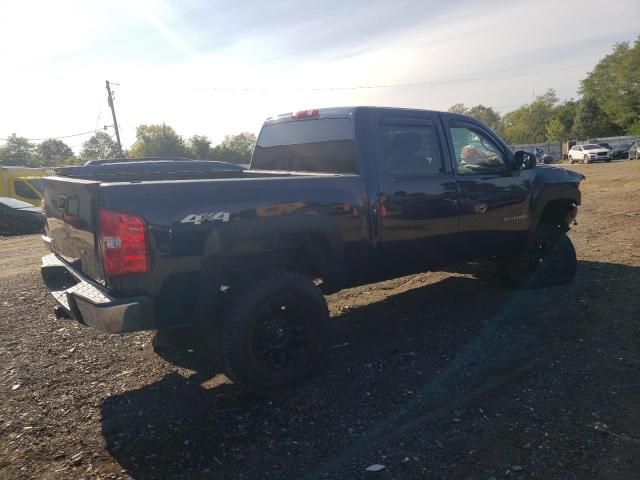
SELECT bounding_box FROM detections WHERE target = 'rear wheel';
[568,155,573,164]
[498,225,577,289]
[220,270,329,395]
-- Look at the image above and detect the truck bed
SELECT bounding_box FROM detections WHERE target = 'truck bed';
[42,161,369,329]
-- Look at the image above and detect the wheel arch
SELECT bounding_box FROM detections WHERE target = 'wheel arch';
[195,228,341,324]
[533,196,579,234]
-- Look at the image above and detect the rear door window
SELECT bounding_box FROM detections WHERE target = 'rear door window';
[378,122,445,177]
[251,118,357,174]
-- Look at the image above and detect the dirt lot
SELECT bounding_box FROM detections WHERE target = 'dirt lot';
[1,160,639,480]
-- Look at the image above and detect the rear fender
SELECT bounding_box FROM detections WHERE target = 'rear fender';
[196,226,341,323]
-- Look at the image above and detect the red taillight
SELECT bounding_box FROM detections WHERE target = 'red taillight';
[98,209,149,276]
[292,109,319,119]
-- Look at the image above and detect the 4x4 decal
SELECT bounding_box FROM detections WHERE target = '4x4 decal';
[180,212,231,225]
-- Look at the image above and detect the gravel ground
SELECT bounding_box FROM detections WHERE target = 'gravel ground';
[1,160,639,480]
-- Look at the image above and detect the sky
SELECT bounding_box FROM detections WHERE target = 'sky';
[0,0,638,152]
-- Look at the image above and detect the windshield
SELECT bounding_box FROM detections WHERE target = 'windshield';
[26,178,45,193]
[0,197,34,209]
[583,144,601,150]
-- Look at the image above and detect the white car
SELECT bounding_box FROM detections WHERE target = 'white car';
[568,144,612,164]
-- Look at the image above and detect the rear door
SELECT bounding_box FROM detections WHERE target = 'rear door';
[370,109,459,274]
[43,177,105,283]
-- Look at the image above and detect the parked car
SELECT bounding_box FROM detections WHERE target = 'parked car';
[628,141,640,160]
[597,142,612,151]
[612,143,632,159]
[0,166,52,206]
[535,147,553,164]
[568,144,612,163]
[40,107,584,394]
[0,197,44,235]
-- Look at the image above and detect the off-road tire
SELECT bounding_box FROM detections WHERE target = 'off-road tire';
[498,225,577,289]
[220,270,329,395]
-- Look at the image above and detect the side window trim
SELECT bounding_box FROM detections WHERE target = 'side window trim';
[379,117,434,127]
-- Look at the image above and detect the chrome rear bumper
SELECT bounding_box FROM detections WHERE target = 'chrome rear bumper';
[41,253,153,333]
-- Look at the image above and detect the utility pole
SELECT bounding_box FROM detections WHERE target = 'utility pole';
[105,80,123,155]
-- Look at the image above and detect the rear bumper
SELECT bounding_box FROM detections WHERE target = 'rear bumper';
[41,253,153,333]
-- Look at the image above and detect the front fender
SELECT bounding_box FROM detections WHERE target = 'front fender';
[530,166,583,232]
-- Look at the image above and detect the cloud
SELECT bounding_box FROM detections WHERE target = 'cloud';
[1,0,638,150]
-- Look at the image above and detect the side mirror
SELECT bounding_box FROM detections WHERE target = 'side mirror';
[513,150,536,170]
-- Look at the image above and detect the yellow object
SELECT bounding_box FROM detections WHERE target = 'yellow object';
[0,166,54,206]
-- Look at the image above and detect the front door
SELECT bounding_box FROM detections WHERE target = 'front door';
[443,117,533,258]
[371,110,459,276]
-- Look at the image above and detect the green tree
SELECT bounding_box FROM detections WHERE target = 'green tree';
[188,135,211,159]
[552,100,578,139]
[580,38,640,132]
[209,132,256,164]
[545,118,567,141]
[129,124,189,158]
[37,139,73,166]
[80,131,120,161]
[499,107,530,144]
[571,96,620,139]
[447,103,467,114]
[499,89,559,143]
[466,105,501,131]
[627,118,640,136]
[0,134,36,166]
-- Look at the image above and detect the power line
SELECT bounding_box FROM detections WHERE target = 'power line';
[0,129,101,142]
[191,63,594,92]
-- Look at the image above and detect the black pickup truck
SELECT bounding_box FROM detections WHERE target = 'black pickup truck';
[41,107,583,393]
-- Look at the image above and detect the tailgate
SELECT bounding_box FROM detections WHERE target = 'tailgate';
[43,176,105,284]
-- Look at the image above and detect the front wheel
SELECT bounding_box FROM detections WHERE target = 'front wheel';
[220,270,329,395]
[498,226,577,289]
[583,155,590,164]
[568,155,573,164]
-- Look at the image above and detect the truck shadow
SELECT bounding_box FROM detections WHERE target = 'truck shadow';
[100,260,638,479]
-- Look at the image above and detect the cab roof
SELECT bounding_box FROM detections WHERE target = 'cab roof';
[263,106,447,125]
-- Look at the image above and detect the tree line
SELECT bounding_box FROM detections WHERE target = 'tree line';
[0,127,257,167]
[1,37,638,167]
[450,38,639,144]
